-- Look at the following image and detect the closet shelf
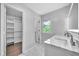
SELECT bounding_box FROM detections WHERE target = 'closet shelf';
[7,31,14,32]
[14,31,22,32]
[7,20,22,23]
[7,36,22,38]
[14,21,22,23]
[7,39,14,44]
[7,31,22,33]
[14,37,22,38]
[7,37,14,38]
[6,32,14,34]
[7,27,14,29]
[7,22,14,24]
[7,21,14,23]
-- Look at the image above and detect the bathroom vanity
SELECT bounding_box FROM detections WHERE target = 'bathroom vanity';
[43,3,79,56]
[44,43,79,56]
[44,34,79,56]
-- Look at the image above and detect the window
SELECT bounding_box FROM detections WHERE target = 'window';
[42,20,51,33]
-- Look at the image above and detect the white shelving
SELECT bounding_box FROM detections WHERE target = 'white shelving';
[6,5,22,45]
[7,20,14,23]
[6,15,22,45]
[6,15,14,45]
[14,16,22,43]
[6,38,14,44]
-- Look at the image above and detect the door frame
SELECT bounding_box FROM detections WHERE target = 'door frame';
[1,3,23,56]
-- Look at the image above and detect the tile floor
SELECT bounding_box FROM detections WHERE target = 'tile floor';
[20,43,45,56]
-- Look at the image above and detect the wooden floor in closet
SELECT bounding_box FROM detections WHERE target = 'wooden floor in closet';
[6,42,22,56]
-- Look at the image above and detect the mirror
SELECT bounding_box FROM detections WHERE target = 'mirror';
[67,3,78,31]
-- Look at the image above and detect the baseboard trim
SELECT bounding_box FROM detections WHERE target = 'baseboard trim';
[22,45,36,55]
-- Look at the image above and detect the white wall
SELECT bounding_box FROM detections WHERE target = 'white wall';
[41,4,71,42]
[0,4,1,55]
[4,3,40,54]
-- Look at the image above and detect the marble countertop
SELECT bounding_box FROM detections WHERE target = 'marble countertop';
[68,29,79,33]
[44,38,79,53]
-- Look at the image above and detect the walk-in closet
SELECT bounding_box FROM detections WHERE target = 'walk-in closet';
[6,5,23,56]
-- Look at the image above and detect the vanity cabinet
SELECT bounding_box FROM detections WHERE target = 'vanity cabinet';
[44,43,79,56]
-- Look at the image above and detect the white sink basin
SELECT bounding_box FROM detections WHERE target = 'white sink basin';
[51,36,69,47]
[44,35,79,53]
[45,35,72,48]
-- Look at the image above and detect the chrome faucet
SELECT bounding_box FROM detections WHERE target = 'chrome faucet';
[64,31,75,46]
[64,31,70,37]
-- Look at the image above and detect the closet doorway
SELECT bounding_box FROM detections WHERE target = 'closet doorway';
[6,5,23,56]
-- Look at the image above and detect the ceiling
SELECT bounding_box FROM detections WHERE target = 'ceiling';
[25,3,70,15]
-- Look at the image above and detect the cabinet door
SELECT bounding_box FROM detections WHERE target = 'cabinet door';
[44,44,79,56]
